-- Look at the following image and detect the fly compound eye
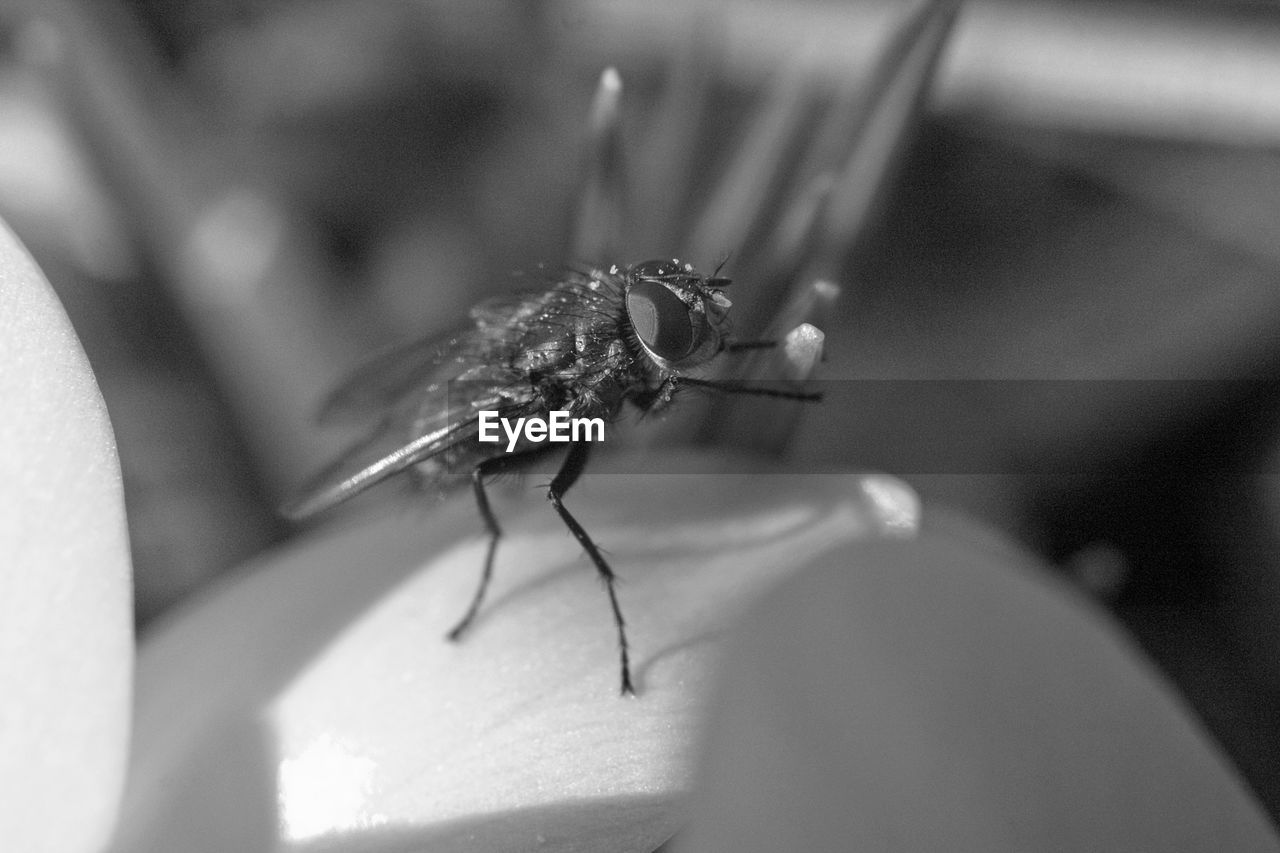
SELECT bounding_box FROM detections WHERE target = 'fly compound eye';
[627,278,695,362]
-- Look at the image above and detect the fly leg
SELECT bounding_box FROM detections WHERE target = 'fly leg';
[447,457,508,642]
[548,441,634,696]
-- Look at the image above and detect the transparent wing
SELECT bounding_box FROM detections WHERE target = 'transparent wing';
[469,291,551,328]
[316,322,498,425]
[467,265,603,328]
[285,372,540,519]
[290,265,629,518]
[317,269,621,423]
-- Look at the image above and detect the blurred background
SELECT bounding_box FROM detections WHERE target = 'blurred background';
[2,0,1279,824]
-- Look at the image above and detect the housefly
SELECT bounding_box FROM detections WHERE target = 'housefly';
[283,259,821,695]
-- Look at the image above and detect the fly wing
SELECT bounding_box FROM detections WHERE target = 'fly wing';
[285,370,540,519]
[315,281,561,426]
[289,267,627,519]
[467,265,602,328]
[469,290,551,328]
[316,322,499,425]
[316,270,617,424]
[470,266,622,335]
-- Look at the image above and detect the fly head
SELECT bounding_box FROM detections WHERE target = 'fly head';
[622,259,732,371]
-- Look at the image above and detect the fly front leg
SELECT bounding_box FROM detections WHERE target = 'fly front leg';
[548,441,635,696]
[447,456,508,642]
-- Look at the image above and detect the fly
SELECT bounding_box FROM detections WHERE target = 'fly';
[283,259,821,695]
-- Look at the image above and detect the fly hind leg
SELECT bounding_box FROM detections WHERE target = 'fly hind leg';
[548,441,634,696]
[447,457,508,642]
